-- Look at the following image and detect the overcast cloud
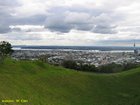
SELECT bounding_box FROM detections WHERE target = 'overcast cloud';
[0,0,140,46]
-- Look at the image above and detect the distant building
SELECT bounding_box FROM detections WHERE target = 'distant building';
[134,42,139,55]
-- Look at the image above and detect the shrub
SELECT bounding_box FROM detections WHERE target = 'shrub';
[62,60,78,70]
[98,63,123,73]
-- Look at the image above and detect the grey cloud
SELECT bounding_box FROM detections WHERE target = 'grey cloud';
[13,15,46,25]
[92,25,117,34]
[74,24,93,31]
[11,35,42,40]
[0,0,42,34]
[0,24,11,33]
[0,0,19,7]
[0,1,122,34]
[44,6,119,34]
[0,1,127,34]
[45,13,72,33]
[120,26,140,33]
[4,33,42,41]
[0,0,20,33]
[11,28,21,32]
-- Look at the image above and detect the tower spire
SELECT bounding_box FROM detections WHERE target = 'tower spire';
[134,40,136,48]
[134,40,138,55]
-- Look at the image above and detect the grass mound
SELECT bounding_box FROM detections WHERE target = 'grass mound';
[0,59,140,105]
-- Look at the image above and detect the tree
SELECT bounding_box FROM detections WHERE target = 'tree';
[0,41,13,62]
[78,64,97,72]
[62,60,77,70]
[98,63,123,73]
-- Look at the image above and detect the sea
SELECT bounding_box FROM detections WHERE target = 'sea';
[12,46,140,52]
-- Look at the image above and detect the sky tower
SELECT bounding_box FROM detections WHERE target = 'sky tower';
[134,40,138,55]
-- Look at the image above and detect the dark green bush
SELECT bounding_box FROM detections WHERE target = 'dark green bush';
[62,60,77,70]
[98,63,123,73]
[62,60,140,73]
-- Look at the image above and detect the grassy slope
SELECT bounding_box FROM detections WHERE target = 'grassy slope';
[0,59,140,105]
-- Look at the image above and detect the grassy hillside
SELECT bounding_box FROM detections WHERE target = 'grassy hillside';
[0,59,140,105]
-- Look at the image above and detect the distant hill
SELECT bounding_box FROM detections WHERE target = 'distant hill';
[0,59,140,105]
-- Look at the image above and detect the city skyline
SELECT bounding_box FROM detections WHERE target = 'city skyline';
[0,0,140,46]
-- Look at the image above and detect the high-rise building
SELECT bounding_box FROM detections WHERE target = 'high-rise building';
[134,41,138,55]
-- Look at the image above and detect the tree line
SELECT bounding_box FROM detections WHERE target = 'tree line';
[62,60,140,73]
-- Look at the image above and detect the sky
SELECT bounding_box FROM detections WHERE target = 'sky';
[0,0,140,46]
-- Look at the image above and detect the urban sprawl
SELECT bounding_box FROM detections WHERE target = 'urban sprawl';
[12,45,140,67]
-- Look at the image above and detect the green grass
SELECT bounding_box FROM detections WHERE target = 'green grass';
[0,59,140,105]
